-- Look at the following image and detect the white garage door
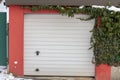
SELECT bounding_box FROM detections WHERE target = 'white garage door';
[24,14,95,76]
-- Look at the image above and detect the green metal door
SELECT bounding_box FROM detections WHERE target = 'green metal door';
[0,12,7,66]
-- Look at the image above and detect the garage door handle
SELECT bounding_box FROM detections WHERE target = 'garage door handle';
[36,51,40,55]
[35,68,40,72]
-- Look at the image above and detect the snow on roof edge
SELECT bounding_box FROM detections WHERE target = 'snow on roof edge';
[92,5,120,12]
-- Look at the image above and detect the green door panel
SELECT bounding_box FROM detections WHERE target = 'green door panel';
[0,12,7,66]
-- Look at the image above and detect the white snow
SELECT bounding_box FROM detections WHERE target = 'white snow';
[92,5,120,12]
[0,0,7,12]
[79,5,120,12]
[92,5,105,8]
[0,0,9,22]
[0,67,32,80]
[108,6,120,12]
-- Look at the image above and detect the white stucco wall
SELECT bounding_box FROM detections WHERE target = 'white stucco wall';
[0,0,9,22]
[0,0,7,12]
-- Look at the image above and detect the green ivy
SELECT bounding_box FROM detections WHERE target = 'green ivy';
[22,6,120,66]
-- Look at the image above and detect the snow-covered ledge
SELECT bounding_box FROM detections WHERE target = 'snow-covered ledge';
[92,5,120,12]
[79,5,120,12]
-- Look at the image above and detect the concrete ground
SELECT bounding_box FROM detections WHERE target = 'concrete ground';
[111,66,120,80]
[24,77,94,80]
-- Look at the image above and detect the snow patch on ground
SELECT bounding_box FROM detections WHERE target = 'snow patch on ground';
[0,66,32,80]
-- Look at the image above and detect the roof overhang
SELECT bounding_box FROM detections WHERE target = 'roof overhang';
[5,0,120,6]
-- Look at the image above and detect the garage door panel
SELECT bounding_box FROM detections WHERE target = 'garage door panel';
[25,43,90,46]
[25,34,91,37]
[24,33,91,36]
[24,14,95,76]
[25,22,94,27]
[24,46,91,50]
[24,49,93,53]
[24,26,93,30]
[24,40,91,46]
[25,32,90,37]
[24,53,93,57]
[24,31,91,35]
[24,52,92,54]
[25,57,92,62]
[25,65,94,68]
[24,61,93,65]
[24,39,90,42]
[25,37,91,41]
[25,61,93,66]
[24,14,91,19]
[24,57,92,62]
[25,68,94,72]
[24,19,92,23]
[24,71,94,76]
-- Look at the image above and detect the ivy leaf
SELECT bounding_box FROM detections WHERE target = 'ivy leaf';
[106,22,111,28]
[115,56,120,61]
[103,11,108,16]
[31,6,38,11]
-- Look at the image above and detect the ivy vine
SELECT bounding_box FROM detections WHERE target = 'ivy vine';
[22,5,120,66]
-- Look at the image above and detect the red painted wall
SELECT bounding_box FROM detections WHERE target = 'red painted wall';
[9,6,111,79]
[9,6,24,76]
[96,64,111,80]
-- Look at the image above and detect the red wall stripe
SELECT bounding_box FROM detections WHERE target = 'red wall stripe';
[9,6,24,75]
